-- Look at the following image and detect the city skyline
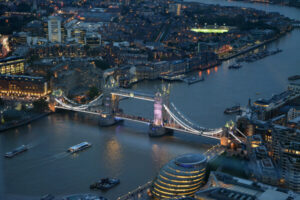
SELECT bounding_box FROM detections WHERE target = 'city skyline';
[0,0,299,200]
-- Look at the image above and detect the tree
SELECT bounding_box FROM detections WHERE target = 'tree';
[33,98,49,112]
[3,110,22,122]
[0,98,4,107]
[94,60,110,70]
[87,86,99,100]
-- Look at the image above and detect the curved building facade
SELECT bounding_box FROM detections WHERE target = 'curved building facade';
[151,153,207,199]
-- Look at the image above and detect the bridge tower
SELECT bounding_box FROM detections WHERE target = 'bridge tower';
[149,88,173,137]
[98,91,119,126]
[98,71,120,126]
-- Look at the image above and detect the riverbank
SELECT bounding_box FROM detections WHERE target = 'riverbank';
[228,0,300,9]
[0,112,50,133]
[220,29,292,61]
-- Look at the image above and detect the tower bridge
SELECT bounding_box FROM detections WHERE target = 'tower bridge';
[51,87,238,140]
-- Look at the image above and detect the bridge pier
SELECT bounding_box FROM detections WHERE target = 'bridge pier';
[98,90,121,126]
[148,123,173,137]
[98,114,117,126]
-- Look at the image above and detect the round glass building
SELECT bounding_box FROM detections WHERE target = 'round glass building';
[151,153,207,199]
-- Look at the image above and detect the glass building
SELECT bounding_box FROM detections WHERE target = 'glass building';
[151,153,207,199]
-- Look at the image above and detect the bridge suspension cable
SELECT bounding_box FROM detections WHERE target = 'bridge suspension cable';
[235,127,247,138]
[164,104,223,137]
[61,94,103,108]
[169,102,211,131]
[54,98,88,111]
[163,104,203,134]
[54,94,104,111]
[228,131,242,143]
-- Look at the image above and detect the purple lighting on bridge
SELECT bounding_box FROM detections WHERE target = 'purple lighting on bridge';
[154,98,163,126]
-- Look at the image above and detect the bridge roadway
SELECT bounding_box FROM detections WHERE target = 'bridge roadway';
[55,106,102,115]
[53,88,226,140]
[115,113,152,125]
[111,89,155,102]
[55,105,222,139]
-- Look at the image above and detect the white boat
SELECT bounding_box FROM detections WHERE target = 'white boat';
[67,142,91,153]
[5,145,28,158]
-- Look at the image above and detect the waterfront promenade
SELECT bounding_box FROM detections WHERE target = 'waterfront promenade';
[117,181,152,200]
[0,112,49,132]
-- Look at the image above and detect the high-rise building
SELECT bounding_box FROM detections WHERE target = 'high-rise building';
[48,16,62,43]
[271,125,300,192]
[169,3,181,16]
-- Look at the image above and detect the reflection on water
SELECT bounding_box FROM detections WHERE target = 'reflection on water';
[206,68,211,75]
[106,137,122,166]
[198,71,202,77]
[151,143,174,170]
[214,66,218,72]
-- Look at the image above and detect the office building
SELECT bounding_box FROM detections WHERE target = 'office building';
[48,16,62,43]
[0,56,25,75]
[151,153,207,199]
[0,75,49,98]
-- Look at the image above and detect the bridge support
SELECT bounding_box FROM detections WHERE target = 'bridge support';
[98,91,119,126]
[98,114,117,126]
[148,123,173,137]
[148,92,173,137]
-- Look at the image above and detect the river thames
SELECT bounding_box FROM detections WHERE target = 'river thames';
[0,1,300,199]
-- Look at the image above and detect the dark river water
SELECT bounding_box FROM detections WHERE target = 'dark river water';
[0,1,300,199]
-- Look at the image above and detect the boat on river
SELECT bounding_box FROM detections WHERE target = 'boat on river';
[67,142,91,153]
[182,76,205,84]
[5,145,28,158]
[90,178,120,190]
[228,63,242,69]
[224,105,241,114]
[288,75,300,81]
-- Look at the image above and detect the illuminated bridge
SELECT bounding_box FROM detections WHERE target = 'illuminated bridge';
[52,88,235,140]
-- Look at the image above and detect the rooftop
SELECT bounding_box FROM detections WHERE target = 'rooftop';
[175,153,207,168]
[0,75,45,83]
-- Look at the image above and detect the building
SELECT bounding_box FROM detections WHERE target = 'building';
[195,171,300,200]
[48,16,62,43]
[12,32,28,45]
[257,158,279,185]
[287,106,300,121]
[151,153,207,199]
[288,80,300,94]
[84,32,101,47]
[0,75,49,98]
[195,187,256,200]
[0,56,25,75]
[169,3,182,16]
[271,125,300,192]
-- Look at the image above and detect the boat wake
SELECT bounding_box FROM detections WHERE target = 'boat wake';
[23,152,69,171]
[26,138,48,149]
